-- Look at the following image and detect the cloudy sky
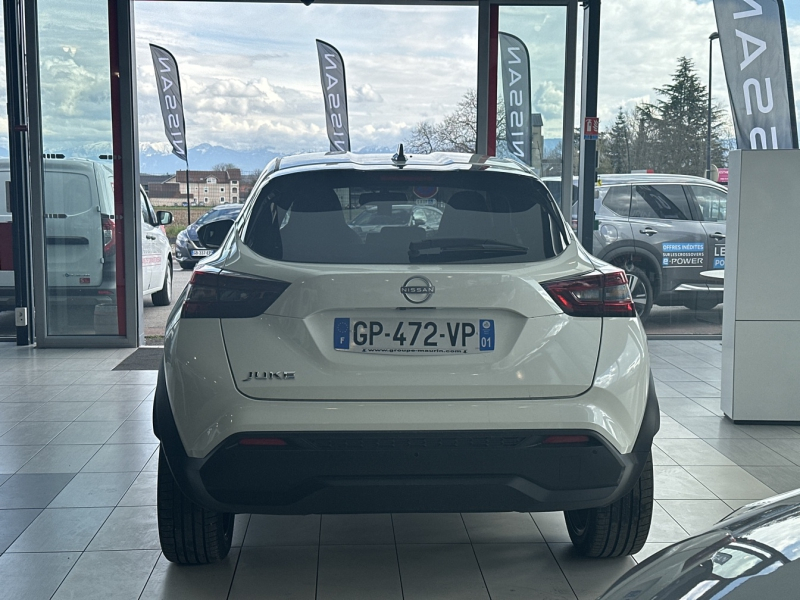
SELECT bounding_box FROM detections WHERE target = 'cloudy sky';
[4,0,800,157]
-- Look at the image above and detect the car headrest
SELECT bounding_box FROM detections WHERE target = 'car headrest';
[290,187,342,213]
[447,190,490,212]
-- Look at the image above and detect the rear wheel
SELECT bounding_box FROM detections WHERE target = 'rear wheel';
[157,447,234,564]
[564,453,653,558]
[179,261,194,270]
[152,262,173,306]
[623,266,653,321]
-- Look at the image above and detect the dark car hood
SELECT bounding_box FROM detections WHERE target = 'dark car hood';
[599,490,800,599]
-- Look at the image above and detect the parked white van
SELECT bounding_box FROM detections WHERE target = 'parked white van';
[0,158,173,333]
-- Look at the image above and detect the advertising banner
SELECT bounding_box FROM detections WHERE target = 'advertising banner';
[316,40,351,152]
[713,0,798,149]
[499,33,532,165]
[149,45,188,160]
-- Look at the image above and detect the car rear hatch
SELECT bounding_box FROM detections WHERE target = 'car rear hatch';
[43,161,107,289]
[210,244,604,401]
[184,162,632,401]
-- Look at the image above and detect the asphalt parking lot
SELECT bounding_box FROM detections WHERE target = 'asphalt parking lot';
[143,265,193,342]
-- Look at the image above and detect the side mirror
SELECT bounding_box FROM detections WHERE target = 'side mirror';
[414,217,426,226]
[157,211,173,226]
[197,219,234,249]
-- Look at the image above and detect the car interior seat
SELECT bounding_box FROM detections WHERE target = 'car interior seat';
[280,187,362,261]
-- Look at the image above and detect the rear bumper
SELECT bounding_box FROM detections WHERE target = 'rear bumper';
[154,366,659,515]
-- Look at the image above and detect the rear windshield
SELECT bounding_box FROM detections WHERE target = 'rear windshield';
[44,172,93,214]
[243,169,569,265]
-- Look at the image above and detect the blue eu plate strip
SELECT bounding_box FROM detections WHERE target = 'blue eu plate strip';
[334,318,350,350]
[479,319,495,352]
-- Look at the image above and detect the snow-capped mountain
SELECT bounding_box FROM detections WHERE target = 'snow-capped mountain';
[139,143,282,174]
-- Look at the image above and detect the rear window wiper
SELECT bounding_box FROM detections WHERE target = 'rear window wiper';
[408,238,528,263]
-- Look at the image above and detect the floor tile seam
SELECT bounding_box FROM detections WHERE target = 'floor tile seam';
[660,465,724,501]
[659,355,716,369]
[21,444,103,476]
[653,500,698,538]
[707,437,797,468]
[135,550,163,600]
[458,512,493,600]
[46,468,142,509]
[2,551,78,598]
[22,404,94,423]
[683,465,778,496]
[678,349,723,361]
[313,514,322,600]
[542,541,580,600]
[740,465,800,489]
[0,420,73,447]
[71,494,124,556]
[5,444,48,475]
[389,514,407,600]
[756,441,800,468]
[245,541,480,547]
[0,507,44,557]
[652,441,738,467]
[222,547,244,600]
[667,414,756,440]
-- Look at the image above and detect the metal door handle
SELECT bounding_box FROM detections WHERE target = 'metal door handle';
[145,234,156,240]
[710,233,726,240]
[639,228,658,236]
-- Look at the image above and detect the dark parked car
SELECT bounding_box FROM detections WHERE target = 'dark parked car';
[543,175,727,320]
[599,489,800,599]
[175,203,243,269]
[349,202,442,240]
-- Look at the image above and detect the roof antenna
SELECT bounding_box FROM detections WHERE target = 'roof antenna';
[392,143,407,166]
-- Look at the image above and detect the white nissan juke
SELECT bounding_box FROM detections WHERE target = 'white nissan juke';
[154,149,659,564]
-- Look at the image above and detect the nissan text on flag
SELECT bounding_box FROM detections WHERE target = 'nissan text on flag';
[154,150,658,564]
[713,0,799,149]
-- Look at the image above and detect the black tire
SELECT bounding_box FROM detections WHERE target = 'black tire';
[564,452,653,558]
[179,261,195,271]
[152,261,173,307]
[157,447,234,564]
[624,266,654,322]
[681,292,722,312]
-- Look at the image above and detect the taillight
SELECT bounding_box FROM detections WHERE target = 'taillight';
[101,216,115,257]
[541,268,636,317]
[181,267,290,319]
[543,435,590,445]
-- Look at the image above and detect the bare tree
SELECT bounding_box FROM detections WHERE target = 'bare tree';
[407,90,506,154]
[211,162,239,172]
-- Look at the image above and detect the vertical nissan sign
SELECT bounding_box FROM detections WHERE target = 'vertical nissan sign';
[713,0,798,149]
[499,33,532,166]
[316,40,351,152]
[149,44,188,160]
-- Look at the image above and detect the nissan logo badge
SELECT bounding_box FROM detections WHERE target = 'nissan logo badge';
[401,276,435,304]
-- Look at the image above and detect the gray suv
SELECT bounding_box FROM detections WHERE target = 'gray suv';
[544,174,727,320]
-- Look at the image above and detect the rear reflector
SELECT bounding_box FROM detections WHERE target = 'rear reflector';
[239,438,287,446]
[181,267,290,319]
[541,268,636,317]
[543,435,590,445]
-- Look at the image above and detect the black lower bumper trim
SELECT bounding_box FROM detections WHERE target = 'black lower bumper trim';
[154,366,659,515]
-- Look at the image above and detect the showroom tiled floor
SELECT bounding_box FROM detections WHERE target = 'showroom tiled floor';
[0,339,798,599]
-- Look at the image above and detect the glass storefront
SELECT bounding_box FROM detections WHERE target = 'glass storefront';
[2,0,726,344]
[0,22,14,340]
[36,0,122,336]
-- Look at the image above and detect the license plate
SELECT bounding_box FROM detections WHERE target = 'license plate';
[190,249,214,257]
[334,318,495,354]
